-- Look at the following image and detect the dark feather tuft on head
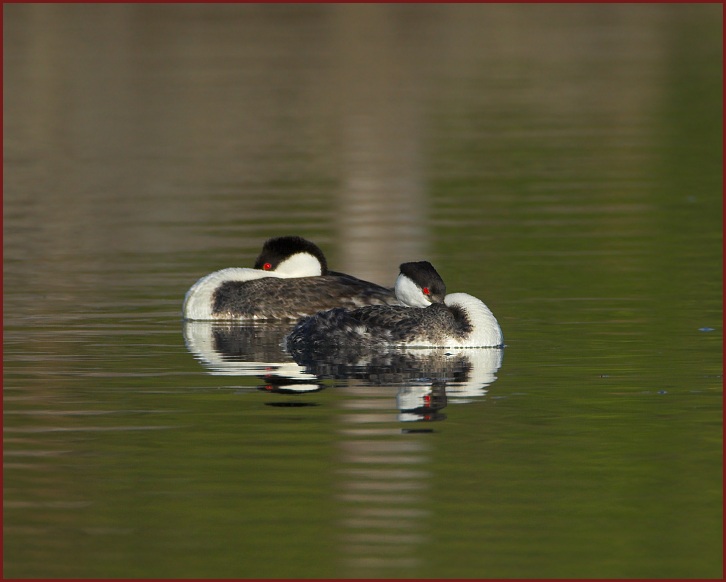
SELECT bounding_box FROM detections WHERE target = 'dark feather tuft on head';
[254,236,329,273]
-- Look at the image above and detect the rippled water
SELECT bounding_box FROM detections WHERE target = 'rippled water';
[3,4,722,578]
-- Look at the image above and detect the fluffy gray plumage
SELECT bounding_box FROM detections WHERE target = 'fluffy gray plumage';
[286,301,473,353]
[211,273,398,320]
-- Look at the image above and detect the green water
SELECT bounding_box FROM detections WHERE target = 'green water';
[3,4,722,578]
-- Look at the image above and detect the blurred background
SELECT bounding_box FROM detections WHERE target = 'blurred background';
[3,4,722,578]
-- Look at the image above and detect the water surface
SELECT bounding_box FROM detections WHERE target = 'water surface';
[3,4,722,578]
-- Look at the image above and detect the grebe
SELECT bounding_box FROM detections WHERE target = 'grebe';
[285,261,504,350]
[183,236,398,320]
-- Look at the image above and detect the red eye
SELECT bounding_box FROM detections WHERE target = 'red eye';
[423,287,430,295]
[263,262,272,271]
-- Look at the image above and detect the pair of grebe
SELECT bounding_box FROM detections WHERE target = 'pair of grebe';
[183,236,503,349]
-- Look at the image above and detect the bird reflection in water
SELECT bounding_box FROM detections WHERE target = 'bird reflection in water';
[183,320,504,421]
[184,320,505,575]
[183,320,323,393]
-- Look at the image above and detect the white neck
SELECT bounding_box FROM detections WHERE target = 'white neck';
[394,273,430,307]
[275,252,323,277]
[444,292,504,347]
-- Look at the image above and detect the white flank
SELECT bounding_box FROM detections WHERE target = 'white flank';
[182,251,322,320]
[183,268,278,320]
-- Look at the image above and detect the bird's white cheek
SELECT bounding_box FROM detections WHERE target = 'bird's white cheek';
[394,274,429,308]
[276,253,322,277]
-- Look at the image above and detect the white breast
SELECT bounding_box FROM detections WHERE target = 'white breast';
[443,292,504,348]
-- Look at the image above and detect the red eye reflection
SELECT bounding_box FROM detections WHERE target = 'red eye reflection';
[263,263,272,271]
[423,287,430,295]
